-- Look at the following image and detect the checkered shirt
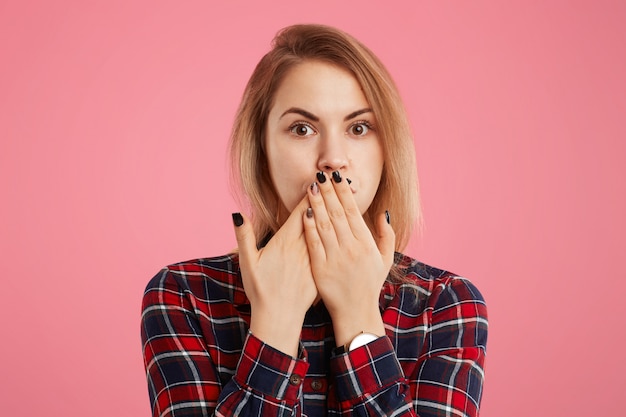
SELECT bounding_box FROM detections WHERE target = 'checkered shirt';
[141,252,488,417]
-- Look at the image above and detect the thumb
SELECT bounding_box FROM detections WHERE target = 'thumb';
[376,210,396,267]
[232,212,258,265]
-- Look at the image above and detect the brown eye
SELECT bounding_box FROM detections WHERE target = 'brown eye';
[350,122,369,136]
[290,123,315,137]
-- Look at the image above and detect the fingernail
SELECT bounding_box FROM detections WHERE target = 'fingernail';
[332,170,342,183]
[316,171,327,183]
[306,207,313,218]
[346,178,352,184]
[310,182,319,195]
[232,212,244,227]
[385,210,390,224]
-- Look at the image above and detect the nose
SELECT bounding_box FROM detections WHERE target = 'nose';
[317,134,348,172]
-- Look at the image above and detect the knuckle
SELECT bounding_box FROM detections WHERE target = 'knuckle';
[344,205,360,217]
[318,219,333,232]
[344,246,361,261]
[328,207,345,220]
[310,238,324,252]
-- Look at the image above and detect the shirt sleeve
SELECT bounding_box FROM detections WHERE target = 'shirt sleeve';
[329,276,488,417]
[413,276,488,417]
[141,268,309,417]
[330,336,415,416]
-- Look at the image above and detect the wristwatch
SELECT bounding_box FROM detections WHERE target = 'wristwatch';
[334,332,380,354]
[346,332,379,351]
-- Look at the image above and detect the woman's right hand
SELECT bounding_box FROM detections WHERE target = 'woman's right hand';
[232,196,318,357]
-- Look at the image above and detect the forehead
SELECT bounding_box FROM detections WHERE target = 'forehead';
[269,60,370,117]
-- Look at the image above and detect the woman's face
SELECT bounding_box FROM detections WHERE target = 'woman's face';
[265,60,384,217]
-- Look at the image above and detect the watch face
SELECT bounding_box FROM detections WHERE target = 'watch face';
[348,332,379,351]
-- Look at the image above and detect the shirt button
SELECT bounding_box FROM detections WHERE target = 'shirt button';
[289,374,302,385]
[311,380,323,391]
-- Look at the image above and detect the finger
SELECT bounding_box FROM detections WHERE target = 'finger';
[302,204,327,262]
[308,173,343,248]
[329,170,372,240]
[232,212,257,267]
[275,195,310,241]
[313,171,352,243]
[376,210,396,268]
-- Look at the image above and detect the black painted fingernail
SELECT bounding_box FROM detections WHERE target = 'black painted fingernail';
[332,171,342,183]
[306,207,313,218]
[316,171,327,183]
[310,182,319,195]
[385,210,390,224]
[232,212,243,227]
[346,178,352,184]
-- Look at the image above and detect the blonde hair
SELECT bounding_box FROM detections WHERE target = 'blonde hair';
[229,24,420,280]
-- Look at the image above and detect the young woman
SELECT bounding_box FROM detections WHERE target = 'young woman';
[141,24,488,417]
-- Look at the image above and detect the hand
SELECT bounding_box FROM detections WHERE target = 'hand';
[233,196,318,356]
[303,171,396,347]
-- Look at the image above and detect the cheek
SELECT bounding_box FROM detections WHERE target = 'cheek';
[267,155,310,211]
[360,146,385,210]
[363,144,384,178]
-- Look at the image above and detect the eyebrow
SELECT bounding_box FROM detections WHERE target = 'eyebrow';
[279,107,373,122]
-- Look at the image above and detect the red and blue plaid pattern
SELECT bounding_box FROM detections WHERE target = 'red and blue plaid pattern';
[141,253,488,417]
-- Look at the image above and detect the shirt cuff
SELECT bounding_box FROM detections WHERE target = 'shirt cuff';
[330,336,404,401]
[233,332,309,403]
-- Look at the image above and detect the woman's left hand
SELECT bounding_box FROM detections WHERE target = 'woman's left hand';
[303,171,396,347]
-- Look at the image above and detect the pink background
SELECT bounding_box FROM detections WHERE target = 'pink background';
[1,1,625,416]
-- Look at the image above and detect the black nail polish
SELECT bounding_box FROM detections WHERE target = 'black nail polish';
[346,178,352,184]
[385,210,390,224]
[332,171,342,183]
[232,212,243,227]
[316,171,327,183]
[306,207,313,218]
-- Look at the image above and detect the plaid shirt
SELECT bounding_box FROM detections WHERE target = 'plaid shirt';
[141,253,488,417]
